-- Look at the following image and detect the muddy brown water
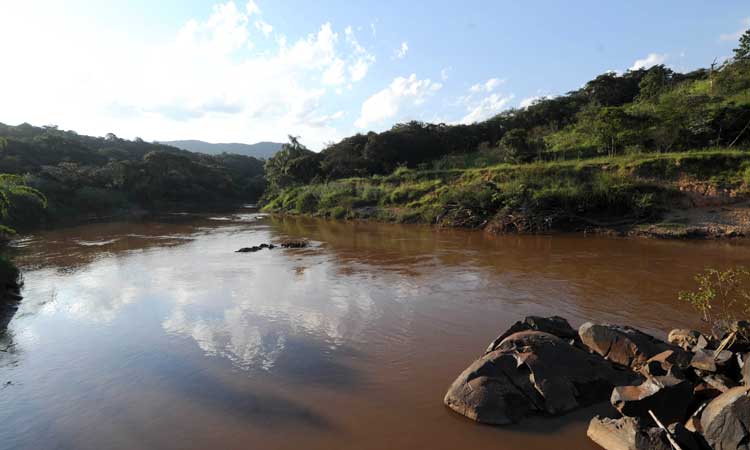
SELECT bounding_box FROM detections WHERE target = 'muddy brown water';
[1,211,748,450]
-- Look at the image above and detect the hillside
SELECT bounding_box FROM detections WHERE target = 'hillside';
[160,140,282,159]
[0,123,266,230]
[261,32,750,238]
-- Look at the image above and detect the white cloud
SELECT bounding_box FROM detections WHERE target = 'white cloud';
[345,26,376,82]
[254,19,273,37]
[469,77,505,93]
[0,1,375,149]
[459,93,514,124]
[394,41,409,59]
[629,53,667,70]
[457,78,513,124]
[440,67,452,81]
[245,0,261,16]
[720,17,750,41]
[519,96,542,109]
[355,74,442,128]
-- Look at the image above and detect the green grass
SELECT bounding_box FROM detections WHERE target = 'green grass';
[262,148,750,231]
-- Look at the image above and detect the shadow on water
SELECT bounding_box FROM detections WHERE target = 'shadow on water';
[136,347,336,432]
[270,336,364,389]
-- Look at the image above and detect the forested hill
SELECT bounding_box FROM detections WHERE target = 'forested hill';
[0,123,265,230]
[262,31,750,236]
[160,140,282,159]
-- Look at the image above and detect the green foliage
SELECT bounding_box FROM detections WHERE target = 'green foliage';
[0,255,20,289]
[295,190,318,213]
[679,267,750,327]
[735,29,750,61]
[0,122,265,230]
[264,136,321,190]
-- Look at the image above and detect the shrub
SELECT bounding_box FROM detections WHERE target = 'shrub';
[295,190,318,213]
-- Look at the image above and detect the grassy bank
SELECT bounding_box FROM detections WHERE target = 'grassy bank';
[262,149,750,234]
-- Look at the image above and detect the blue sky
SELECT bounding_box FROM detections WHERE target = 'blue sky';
[0,1,747,149]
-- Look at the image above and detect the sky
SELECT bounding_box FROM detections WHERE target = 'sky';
[0,1,748,150]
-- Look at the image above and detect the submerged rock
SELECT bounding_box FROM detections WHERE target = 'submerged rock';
[578,322,683,370]
[444,330,631,425]
[700,386,750,450]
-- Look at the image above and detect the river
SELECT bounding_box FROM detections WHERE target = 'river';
[1,210,748,450]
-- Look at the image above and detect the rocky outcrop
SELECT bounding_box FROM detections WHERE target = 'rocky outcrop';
[446,316,750,450]
[236,241,310,253]
[444,321,633,425]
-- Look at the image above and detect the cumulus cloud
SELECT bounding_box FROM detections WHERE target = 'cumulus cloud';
[629,53,667,70]
[440,67,452,81]
[254,19,273,37]
[355,74,442,128]
[394,41,408,59]
[0,1,376,149]
[457,78,513,124]
[469,77,505,93]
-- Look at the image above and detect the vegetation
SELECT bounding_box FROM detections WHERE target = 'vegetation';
[0,123,266,231]
[679,267,750,334]
[263,31,750,232]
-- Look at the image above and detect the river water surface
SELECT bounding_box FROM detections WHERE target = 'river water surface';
[2,211,749,450]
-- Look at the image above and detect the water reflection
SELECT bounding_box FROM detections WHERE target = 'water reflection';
[4,213,750,450]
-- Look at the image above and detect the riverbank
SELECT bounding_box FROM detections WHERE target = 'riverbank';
[261,149,750,240]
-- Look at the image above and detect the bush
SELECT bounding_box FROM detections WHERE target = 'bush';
[295,190,318,213]
[0,255,20,289]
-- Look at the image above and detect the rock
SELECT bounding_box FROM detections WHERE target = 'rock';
[444,330,632,425]
[640,349,690,378]
[700,386,750,450]
[685,401,708,433]
[611,375,694,425]
[743,353,750,385]
[587,416,671,450]
[236,246,262,253]
[485,315,578,353]
[280,240,308,248]
[702,373,738,393]
[690,348,733,373]
[579,322,683,370]
[667,422,704,450]
[668,328,709,352]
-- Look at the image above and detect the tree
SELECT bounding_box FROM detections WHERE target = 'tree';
[734,29,750,61]
[0,174,47,234]
[264,136,321,189]
[638,65,674,101]
[499,129,535,162]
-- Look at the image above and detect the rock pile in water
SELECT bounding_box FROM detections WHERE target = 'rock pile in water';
[444,316,750,450]
[235,240,309,253]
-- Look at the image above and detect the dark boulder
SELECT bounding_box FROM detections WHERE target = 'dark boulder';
[690,348,733,373]
[485,315,578,353]
[700,386,750,450]
[579,322,684,370]
[611,375,694,426]
[444,330,632,425]
[587,416,671,450]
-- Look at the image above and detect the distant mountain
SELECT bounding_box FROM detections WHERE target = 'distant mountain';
[161,140,283,159]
